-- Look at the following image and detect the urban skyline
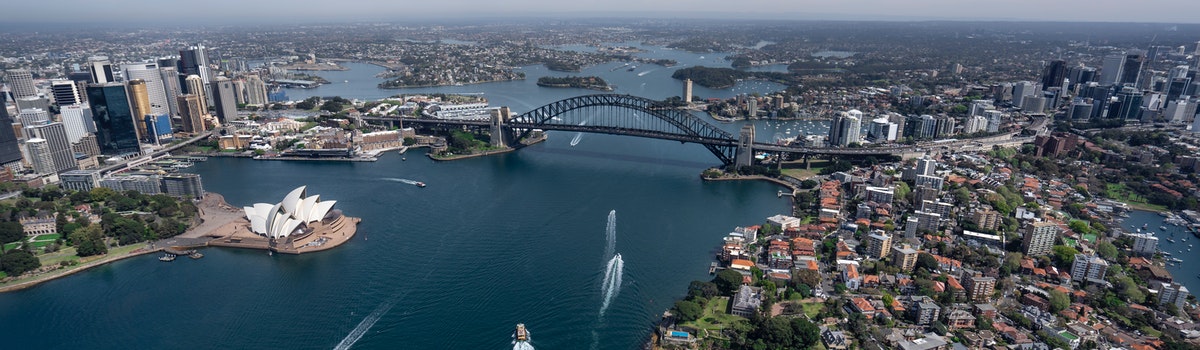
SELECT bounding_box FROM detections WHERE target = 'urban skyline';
[7,0,1200,25]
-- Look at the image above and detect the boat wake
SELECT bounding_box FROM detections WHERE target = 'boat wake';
[382,178,419,185]
[570,133,583,146]
[604,210,616,259]
[513,341,535,350]
[637,69,655,76]
[333,300,395,350]
[599,253,623,316]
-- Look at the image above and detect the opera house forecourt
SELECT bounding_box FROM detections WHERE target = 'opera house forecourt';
[208,186,360,254]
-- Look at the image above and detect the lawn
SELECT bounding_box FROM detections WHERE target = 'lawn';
[684,297,746,332]
[1104,183,1167,211]
[800,301,825,319]
[33,234,61,241]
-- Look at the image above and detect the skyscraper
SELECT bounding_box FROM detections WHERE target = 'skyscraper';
[51,79,82,106]
[211,76,237,122]
[25,138,54,174]
[126,79,152,139]
[184,75,209,114]
[18,108,50,130]
[244,74,268,105]
[25,122,77,173]
[60,104,94,144]
[86,83,141,155]
[0,94,23,166]
[1040,60,1066,91]
[177,94,207,133]
[232,79,247,105]
[88,56,115,84]
[4,69,37,99]
[123,63,170,116]
[159,66,182,116]
[1012,81,1036,107]
[1099,53,1125,85]
[179,45,212,85]
[1120,51,1145,86]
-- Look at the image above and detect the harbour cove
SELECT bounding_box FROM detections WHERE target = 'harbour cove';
[0,142,791,349]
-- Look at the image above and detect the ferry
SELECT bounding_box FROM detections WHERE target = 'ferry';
[415,182,426,188]
[515,323,528,342]
[159,254,177,262]
[627,65,637,71]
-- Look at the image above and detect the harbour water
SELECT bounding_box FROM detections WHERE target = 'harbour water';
[1122,210,1200,293]
[0,134,791,348]
[0,44,837,349]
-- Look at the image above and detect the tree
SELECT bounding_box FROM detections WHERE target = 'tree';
[790,317,821,348]
[713,269,744,296]
[1051,245,1079,269]
[1096,241,1118,261]
[915,253,939,272]
[0,249,40,276]
[793,269,821,287]
[673,300,703,322]
[70,225,107,257]
[1049,289,1070,312]
[0,221,23,245]
[687,280,720,300]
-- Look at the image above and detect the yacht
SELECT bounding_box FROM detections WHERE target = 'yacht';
[415,182,426,188]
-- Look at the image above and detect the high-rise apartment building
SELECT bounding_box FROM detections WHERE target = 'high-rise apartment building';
[828,110,862,146]
[1070,254,1109,283]
[1022,221,1059,256]
[865,231,892,260]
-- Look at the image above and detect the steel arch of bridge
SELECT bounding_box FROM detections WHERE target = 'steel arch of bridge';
[508,94,739,164]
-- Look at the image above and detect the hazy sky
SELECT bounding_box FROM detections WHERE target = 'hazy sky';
[13,0,1200,24]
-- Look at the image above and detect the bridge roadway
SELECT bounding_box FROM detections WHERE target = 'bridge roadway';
[365,115,1027,158]
[97,131,215,176]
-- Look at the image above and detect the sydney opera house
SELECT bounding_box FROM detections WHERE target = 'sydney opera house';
[244,186,337,239]
[214,185,359,254]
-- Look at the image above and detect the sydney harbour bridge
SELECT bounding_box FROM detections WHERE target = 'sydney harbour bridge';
[363,94,1033,167]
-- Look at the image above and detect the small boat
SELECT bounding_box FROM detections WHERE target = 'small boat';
[189,252,204,259]
[1168,238,1176,243]
[1161,226,1167,230]
[415,182,426,188]
[401,157,406,161]
[515,323,528,342]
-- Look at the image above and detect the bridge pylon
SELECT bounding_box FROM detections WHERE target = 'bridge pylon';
[734,124,755,169]
[490,106,511,148]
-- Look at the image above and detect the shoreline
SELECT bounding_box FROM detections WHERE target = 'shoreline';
[0,191,361,293]
[701,174,798,193]
[378,77,526,89]
[0,243,161,293]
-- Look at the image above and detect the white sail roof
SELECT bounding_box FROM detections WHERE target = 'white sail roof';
[242,186,338,238]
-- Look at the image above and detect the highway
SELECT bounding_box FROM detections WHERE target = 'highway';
[97,131,214,176]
